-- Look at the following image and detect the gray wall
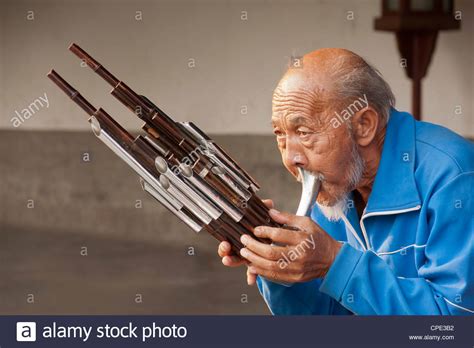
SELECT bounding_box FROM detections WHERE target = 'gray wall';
[1,0,473,136]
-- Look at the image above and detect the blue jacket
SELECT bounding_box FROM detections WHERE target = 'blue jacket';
[257,109,474,315]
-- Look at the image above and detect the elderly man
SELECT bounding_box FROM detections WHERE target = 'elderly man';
[218,48,473,315]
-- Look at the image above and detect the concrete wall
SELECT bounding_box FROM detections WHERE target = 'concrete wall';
[0,0,472,136]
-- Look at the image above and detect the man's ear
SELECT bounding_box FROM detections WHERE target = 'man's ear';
[351,107,379,147]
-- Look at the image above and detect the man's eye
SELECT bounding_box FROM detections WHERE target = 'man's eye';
[297,129,312,137]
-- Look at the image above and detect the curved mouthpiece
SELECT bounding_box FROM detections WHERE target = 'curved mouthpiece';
[295,167,320,216]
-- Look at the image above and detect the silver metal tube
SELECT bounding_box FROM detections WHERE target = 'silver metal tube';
[211,141,260,187]
[89,116,182,211]
[179,122,254,191]
[211,166,252,201]
[296,167,320,216]
[154,156,222,220]
[89,117,214,226]
[143,135,169,156]
[210,143,260,192]
[179,163,244,222]
[206,146,252,189]
[158,175,213,225]
[140,178,203,233]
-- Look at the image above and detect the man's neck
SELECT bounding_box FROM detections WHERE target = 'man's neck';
[355,126,386,210]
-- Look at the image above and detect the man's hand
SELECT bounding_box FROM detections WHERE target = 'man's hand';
[239,208,342,283]
[217,199,275,286]
[218,240,258,285]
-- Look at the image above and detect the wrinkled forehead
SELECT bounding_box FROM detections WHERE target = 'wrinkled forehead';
[271,84,328,129]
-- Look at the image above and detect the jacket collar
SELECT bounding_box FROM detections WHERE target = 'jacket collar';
[363,108,421,214]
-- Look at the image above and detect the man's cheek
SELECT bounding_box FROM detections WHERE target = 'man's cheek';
[281,155,298,178]
[304,153,327,175]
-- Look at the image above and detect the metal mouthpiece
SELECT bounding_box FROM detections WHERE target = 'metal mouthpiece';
[295,167,320,216]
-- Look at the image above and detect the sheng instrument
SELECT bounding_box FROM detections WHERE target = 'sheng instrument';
[48,44,320,255]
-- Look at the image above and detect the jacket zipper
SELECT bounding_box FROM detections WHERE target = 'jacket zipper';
[359,205,422,251]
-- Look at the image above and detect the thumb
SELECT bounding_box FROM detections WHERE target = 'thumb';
[269,208,310,230]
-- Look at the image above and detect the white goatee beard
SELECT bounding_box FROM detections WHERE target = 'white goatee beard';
[317,194,350,222]
[316,140,365,222]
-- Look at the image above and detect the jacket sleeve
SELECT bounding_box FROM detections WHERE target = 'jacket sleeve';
[319,173,474,315]
[257,276,353,315]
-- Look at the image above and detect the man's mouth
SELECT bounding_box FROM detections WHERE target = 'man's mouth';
[296,167,325,183]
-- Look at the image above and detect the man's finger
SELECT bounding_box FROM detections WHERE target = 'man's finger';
[248,265,294,283]
[222,255,246,267]
[253,225,301,245]
[218,241,232,257]
[241,234,286,260]
[240,247,278,270]
[262,199,274,209]
[247,267,257,286]
[268,208,313,230]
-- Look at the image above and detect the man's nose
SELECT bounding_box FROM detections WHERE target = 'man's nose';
[285,137,307,168]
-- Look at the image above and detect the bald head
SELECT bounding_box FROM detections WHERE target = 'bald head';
[273,48,395,125]
[276,48,360,90]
